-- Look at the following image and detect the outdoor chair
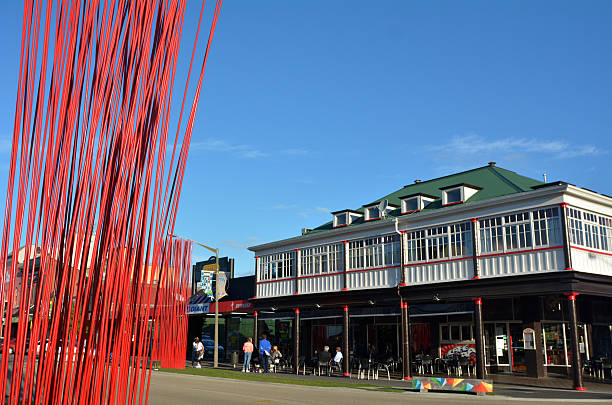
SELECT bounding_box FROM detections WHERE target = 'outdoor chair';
[373,360,391,380]
[602,358,612,379]
[329,360,342,375]
[296,355,307,375]
[317,360,330,376]
[457,356,470,377]
[356,357,371,380]
[420,355,433,375]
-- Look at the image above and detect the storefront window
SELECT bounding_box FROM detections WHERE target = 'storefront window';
[542,323,568,366]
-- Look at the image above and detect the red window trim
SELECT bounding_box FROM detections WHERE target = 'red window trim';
[401,209,420,215]
[570,245,612,257]
[404,256,471,267]
[364,217,381,222]
[476,245,563,259]
[333,223,348,228]
[256,277,297,284]
[297,271,344,280]
[442,200,464,207]
[346,264,401,274]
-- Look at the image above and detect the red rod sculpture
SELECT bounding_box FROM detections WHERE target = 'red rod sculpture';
[0,0,222,404]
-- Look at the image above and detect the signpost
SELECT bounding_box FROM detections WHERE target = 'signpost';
[171,234,221,368]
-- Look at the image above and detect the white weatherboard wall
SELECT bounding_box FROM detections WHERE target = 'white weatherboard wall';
[571,248,612,277]
[404,259,473,285]
[478,249,564,278]
[257,279,294,298]
[298,273,344,295]
[346,266,400,290]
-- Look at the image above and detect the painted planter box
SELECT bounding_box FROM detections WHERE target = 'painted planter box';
[408,377,493,395]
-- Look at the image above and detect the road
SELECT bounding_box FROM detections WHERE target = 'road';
[147,372,610,405]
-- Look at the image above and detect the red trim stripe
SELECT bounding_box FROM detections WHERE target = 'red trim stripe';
[404,256,470,267]
[476,245,563,259]
[346,265,401,274]
[297,272,343,280]
[256,277,297,285]
[570,245,612,257]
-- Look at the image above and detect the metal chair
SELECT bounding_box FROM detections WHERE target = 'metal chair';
[296,355,307,375]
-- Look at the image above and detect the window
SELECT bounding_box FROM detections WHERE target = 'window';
[583,212,600,250]
[533,207,562,247]
[405,222,472,263]
[600,216,612,251]
[480,217,504,253]
[567,208,584,246]
[440,322,474,342]
[400,194,435,214]
[440,184,481,206]
[450,223,472,256]
[365,206,380,220]
[403,197,418,212]
[406,230,426,262]
[445,188,462,204]
[426,226,449,260]
[334,213,347,227]
[259,252,295,281]
[301,243,344,275]
[504,212,532,250]
[347,234,400,270]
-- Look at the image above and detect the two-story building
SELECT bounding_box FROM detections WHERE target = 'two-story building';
[248,163,612,389]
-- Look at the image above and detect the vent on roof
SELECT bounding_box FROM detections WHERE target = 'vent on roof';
[488,161,496,166]
[415,179,421,183]
[301,228,312,235]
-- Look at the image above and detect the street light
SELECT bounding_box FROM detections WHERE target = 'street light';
[170,233,220,368]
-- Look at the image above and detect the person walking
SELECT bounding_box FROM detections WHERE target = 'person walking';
[259,334,271,373]
[192,337,198,367]
[194,337,204,368]
[242,337,254,372]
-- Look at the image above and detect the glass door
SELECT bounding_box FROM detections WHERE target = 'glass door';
[509,323,526,372]
[484,323,510,367]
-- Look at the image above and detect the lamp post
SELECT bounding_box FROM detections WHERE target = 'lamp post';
[170,233,220,368]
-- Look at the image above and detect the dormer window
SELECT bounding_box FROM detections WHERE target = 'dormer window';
[439,183,482,207]
[363,201,398,221]
[399,193,437,214]
[365,206,380,220]
[332,210,363,228]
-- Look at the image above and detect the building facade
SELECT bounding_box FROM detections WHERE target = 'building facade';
[248,163,612,388]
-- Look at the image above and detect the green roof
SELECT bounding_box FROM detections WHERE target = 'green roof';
[306,164,544,234]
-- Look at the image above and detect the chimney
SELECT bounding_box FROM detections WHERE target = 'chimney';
[488,161,496,167]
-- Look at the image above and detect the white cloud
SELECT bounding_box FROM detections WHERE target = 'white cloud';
[191,138,313,159]
[281,148,311,156]
[191,139,268,159]
[315,206,330,213]
[222,236,261,250]
[431,134,602,159]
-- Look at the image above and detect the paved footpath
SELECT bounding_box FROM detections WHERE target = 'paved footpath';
[148,372,612,405]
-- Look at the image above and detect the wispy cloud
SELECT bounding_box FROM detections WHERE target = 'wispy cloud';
[222,236,260,250]
[191,138,313,159]
[191,139,267,159]
[281,148,311,156]
[315,206,330,214]
[431,134,603,159]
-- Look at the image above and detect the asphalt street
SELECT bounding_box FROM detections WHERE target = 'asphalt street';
[147,372,612,405]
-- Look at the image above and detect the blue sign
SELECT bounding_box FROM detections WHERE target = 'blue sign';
[188,303,210,314]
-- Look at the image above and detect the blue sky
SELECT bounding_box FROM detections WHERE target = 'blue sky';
[0,1,611,276]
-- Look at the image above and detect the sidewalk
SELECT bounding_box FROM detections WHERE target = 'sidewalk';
[184,360,612,401]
